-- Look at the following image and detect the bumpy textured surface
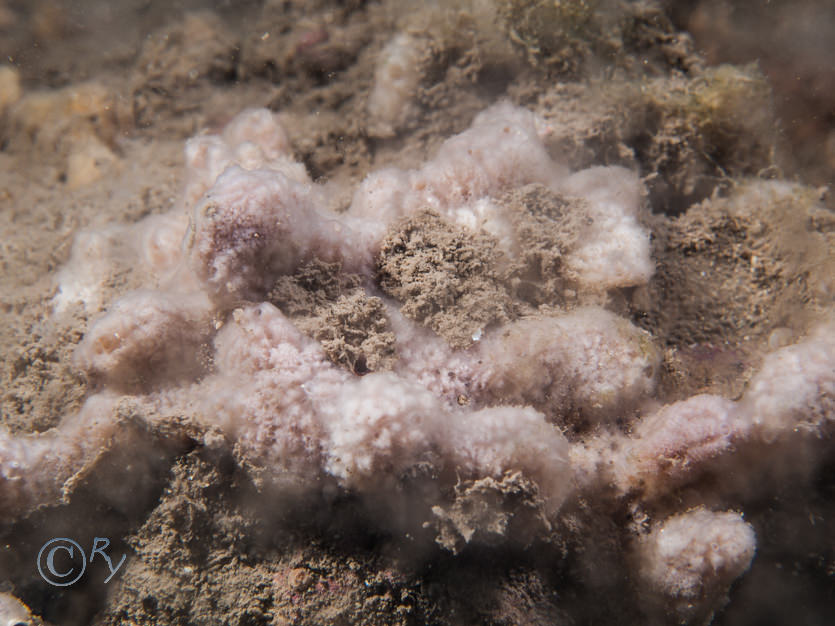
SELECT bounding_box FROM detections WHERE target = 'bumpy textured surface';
[2,106,658,517]
[636,508,756,623]
[4,101,834,624]
[1,3,834,623]
[5,105,832,617]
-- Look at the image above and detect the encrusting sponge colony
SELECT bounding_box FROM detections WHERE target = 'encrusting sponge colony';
[3,104,834,622]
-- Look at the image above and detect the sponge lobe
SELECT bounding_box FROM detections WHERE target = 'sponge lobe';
[74,290,212,388]
[636,508,756,622]
[188,167,373,303]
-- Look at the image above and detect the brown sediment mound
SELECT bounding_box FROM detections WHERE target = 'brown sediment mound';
[633,181,835,399]
[311,292,395,375]
[536,65,776,215]
[429,471,552,555]
[637,182,832,347]
[99,454,571,626]
[377,210,514,349]
[99,452,276,626]
[499,183,590,307]
[268,260,360,317]
[623,65,776,214]
[100,451,428,626]
[269,260,396,374]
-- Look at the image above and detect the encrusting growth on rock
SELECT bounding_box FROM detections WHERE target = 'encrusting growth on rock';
[1,96,833,625]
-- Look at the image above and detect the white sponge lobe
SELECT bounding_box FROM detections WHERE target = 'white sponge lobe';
[367,33,424,138]
[637,508,756,620]
[561,166,654,289]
